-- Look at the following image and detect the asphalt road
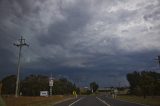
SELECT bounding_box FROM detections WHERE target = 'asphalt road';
[54,95,149,106]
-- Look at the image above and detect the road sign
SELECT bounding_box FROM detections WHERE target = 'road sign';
[73,90,77,98]
[49,78,54,86]
[40,91,48,97]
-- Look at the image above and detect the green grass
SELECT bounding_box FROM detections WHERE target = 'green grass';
[117,95,160,106]
[0,96,6,106]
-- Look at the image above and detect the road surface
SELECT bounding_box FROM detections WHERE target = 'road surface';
[54,95,149,106]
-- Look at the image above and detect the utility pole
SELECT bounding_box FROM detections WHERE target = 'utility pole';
[155,56,160,67]
[14,36,29,97]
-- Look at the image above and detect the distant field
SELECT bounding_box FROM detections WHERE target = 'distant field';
[2,95,73,106]
[117,95,160,106]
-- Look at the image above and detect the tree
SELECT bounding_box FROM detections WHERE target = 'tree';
[1,75,16,95]
[139,72,154,98]
[1,74,80,96]
[127,71,160,98]
[53,78,79,95]
[90,82,99,93]
[127,71,140,94]
[21,75,49,96]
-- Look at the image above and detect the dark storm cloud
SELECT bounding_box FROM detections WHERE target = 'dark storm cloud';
[0,48,15,69]
[0,47,17,78]
[0,0,160,86]
[38,0,92,46]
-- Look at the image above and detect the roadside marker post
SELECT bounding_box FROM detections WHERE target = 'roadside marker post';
[49,75,54,96]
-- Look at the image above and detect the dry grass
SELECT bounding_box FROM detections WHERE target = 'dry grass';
[117,95,160,106]
[2,95,73,106]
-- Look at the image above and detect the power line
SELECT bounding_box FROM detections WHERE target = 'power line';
[13,36,29,97]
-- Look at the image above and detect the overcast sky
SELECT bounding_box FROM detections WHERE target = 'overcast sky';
[0,0,160,87]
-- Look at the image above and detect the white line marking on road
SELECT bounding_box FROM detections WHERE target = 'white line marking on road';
[116,99,150,106]
[68,97,84,106]
[53,97,75,105]
[96,97,111,106]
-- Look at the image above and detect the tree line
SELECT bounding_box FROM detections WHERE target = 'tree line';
[127,71,160,98]
[1,74,79,96]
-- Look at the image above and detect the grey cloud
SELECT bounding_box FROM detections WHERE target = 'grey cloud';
[0,0,160,86]
[143,0,160,25]
[38,1,92,46]
[144,9,160,21]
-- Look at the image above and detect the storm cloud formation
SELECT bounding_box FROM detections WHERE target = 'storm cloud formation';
[0,0,160,87]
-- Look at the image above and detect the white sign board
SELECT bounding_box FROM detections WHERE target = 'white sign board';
[40,91,48,97]
[49,79,54,86]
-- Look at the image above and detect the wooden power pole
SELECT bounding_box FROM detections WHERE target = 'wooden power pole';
[14,36,29,97]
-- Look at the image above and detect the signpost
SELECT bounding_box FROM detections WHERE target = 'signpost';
[49,76,54,96]
[72,90,77,98]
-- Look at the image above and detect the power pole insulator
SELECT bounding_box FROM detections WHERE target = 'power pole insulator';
[14,36,29,97]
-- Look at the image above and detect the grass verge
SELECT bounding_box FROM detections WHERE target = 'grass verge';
[117,95,160,106]
[2,95,73,106]
[0,96,6,106]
